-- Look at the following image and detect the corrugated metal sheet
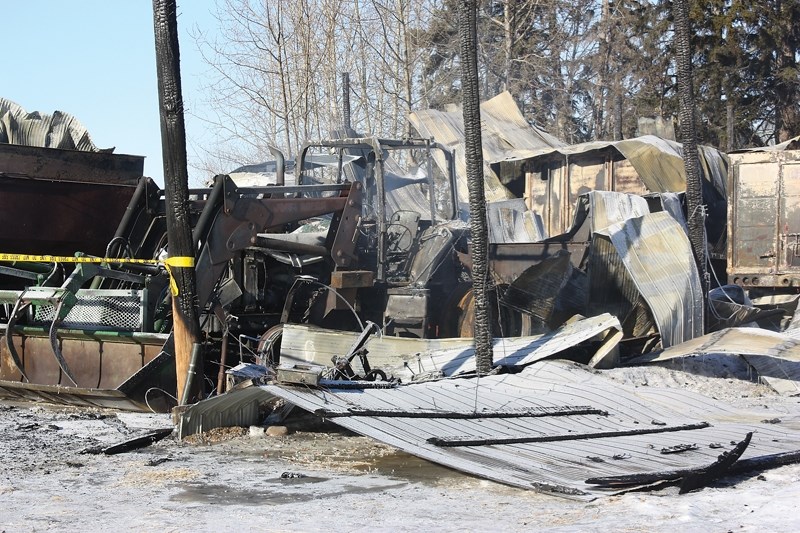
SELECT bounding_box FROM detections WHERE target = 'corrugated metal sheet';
[487,198,547,243]
[393,313,621,378]
[595,211,704,348]
[587,232,653,338]
[409,91,564,205]
[586,191,650,232]
[0,97,105,151]
[263,360,800,498]
[175,385,271,439]
[280,325,476,371]
[629,328,800,396]
[280,314,622,380]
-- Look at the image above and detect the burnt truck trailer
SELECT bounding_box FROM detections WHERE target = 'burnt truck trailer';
[727,148,800,290]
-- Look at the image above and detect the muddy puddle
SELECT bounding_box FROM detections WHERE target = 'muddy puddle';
[171,479,407,506]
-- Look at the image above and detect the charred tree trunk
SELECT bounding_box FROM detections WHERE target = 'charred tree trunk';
[153,0,203,403]
[459,0,493,374]
[673,0,707,328]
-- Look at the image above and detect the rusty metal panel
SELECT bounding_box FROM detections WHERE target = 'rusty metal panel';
[0,175,137,257]
[0,334,24,381]
[143,344,162,365]
[0,380,149,410]
[22,337,61,385]
[99,342,147,390]
[781,163,800,270]
[60,339,102,388]
[330,270,374,289]
[0,144,143,185]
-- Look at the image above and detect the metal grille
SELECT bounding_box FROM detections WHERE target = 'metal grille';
[33,289,143,331]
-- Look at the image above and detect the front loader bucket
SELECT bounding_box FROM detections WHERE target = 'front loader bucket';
[0,326,176,411]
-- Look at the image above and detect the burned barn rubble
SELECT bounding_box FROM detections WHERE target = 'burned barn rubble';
[1,98,800,499]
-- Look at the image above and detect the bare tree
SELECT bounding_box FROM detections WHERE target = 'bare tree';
[192,0,439,176]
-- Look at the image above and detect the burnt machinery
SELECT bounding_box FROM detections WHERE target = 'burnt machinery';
[1,137,532,409]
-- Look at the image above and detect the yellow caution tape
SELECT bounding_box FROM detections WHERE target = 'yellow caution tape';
[162,256,196,296]
[0,253,195,297]
[0,253,161,265]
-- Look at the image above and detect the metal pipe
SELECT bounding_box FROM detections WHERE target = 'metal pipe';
[433,142,459,221]
[426,139,436,224]
[191,175,226,245]
[253,236,329,257]
[216,328,229,395]
[180,342,202,405]
[108,177,151,257]
[374,142,387,282]
[268,145,285,186]
[342,72,351,132]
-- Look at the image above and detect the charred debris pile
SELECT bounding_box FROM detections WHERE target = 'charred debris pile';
[1,97,799,497]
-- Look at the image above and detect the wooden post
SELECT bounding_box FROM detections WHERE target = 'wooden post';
[153,0,203,403]
[458,0,493,374]
[674,0,707,330]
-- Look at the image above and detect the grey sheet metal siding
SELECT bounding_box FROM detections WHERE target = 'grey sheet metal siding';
[263,360,800,498]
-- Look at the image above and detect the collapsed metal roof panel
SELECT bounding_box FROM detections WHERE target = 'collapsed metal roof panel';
[263,360,800,498]
[392,313,621,379]
[585,191,651,232]
[496,134,728,198]
[409,91,563,204]
[486,198,547,243]
[175,385,267,439]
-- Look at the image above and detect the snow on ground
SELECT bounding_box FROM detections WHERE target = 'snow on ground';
[1,356,799,532]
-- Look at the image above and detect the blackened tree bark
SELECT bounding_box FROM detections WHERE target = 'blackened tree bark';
[674,0,707,328]
[458,0,493,374]
[153,0,203,402]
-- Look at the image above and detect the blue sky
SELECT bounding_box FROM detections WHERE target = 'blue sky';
[3,2,217,186]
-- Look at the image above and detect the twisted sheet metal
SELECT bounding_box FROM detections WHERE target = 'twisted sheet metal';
[595,211,704,348]
[279,313,622,380]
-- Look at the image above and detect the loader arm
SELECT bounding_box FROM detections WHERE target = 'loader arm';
[194,177,364,310]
